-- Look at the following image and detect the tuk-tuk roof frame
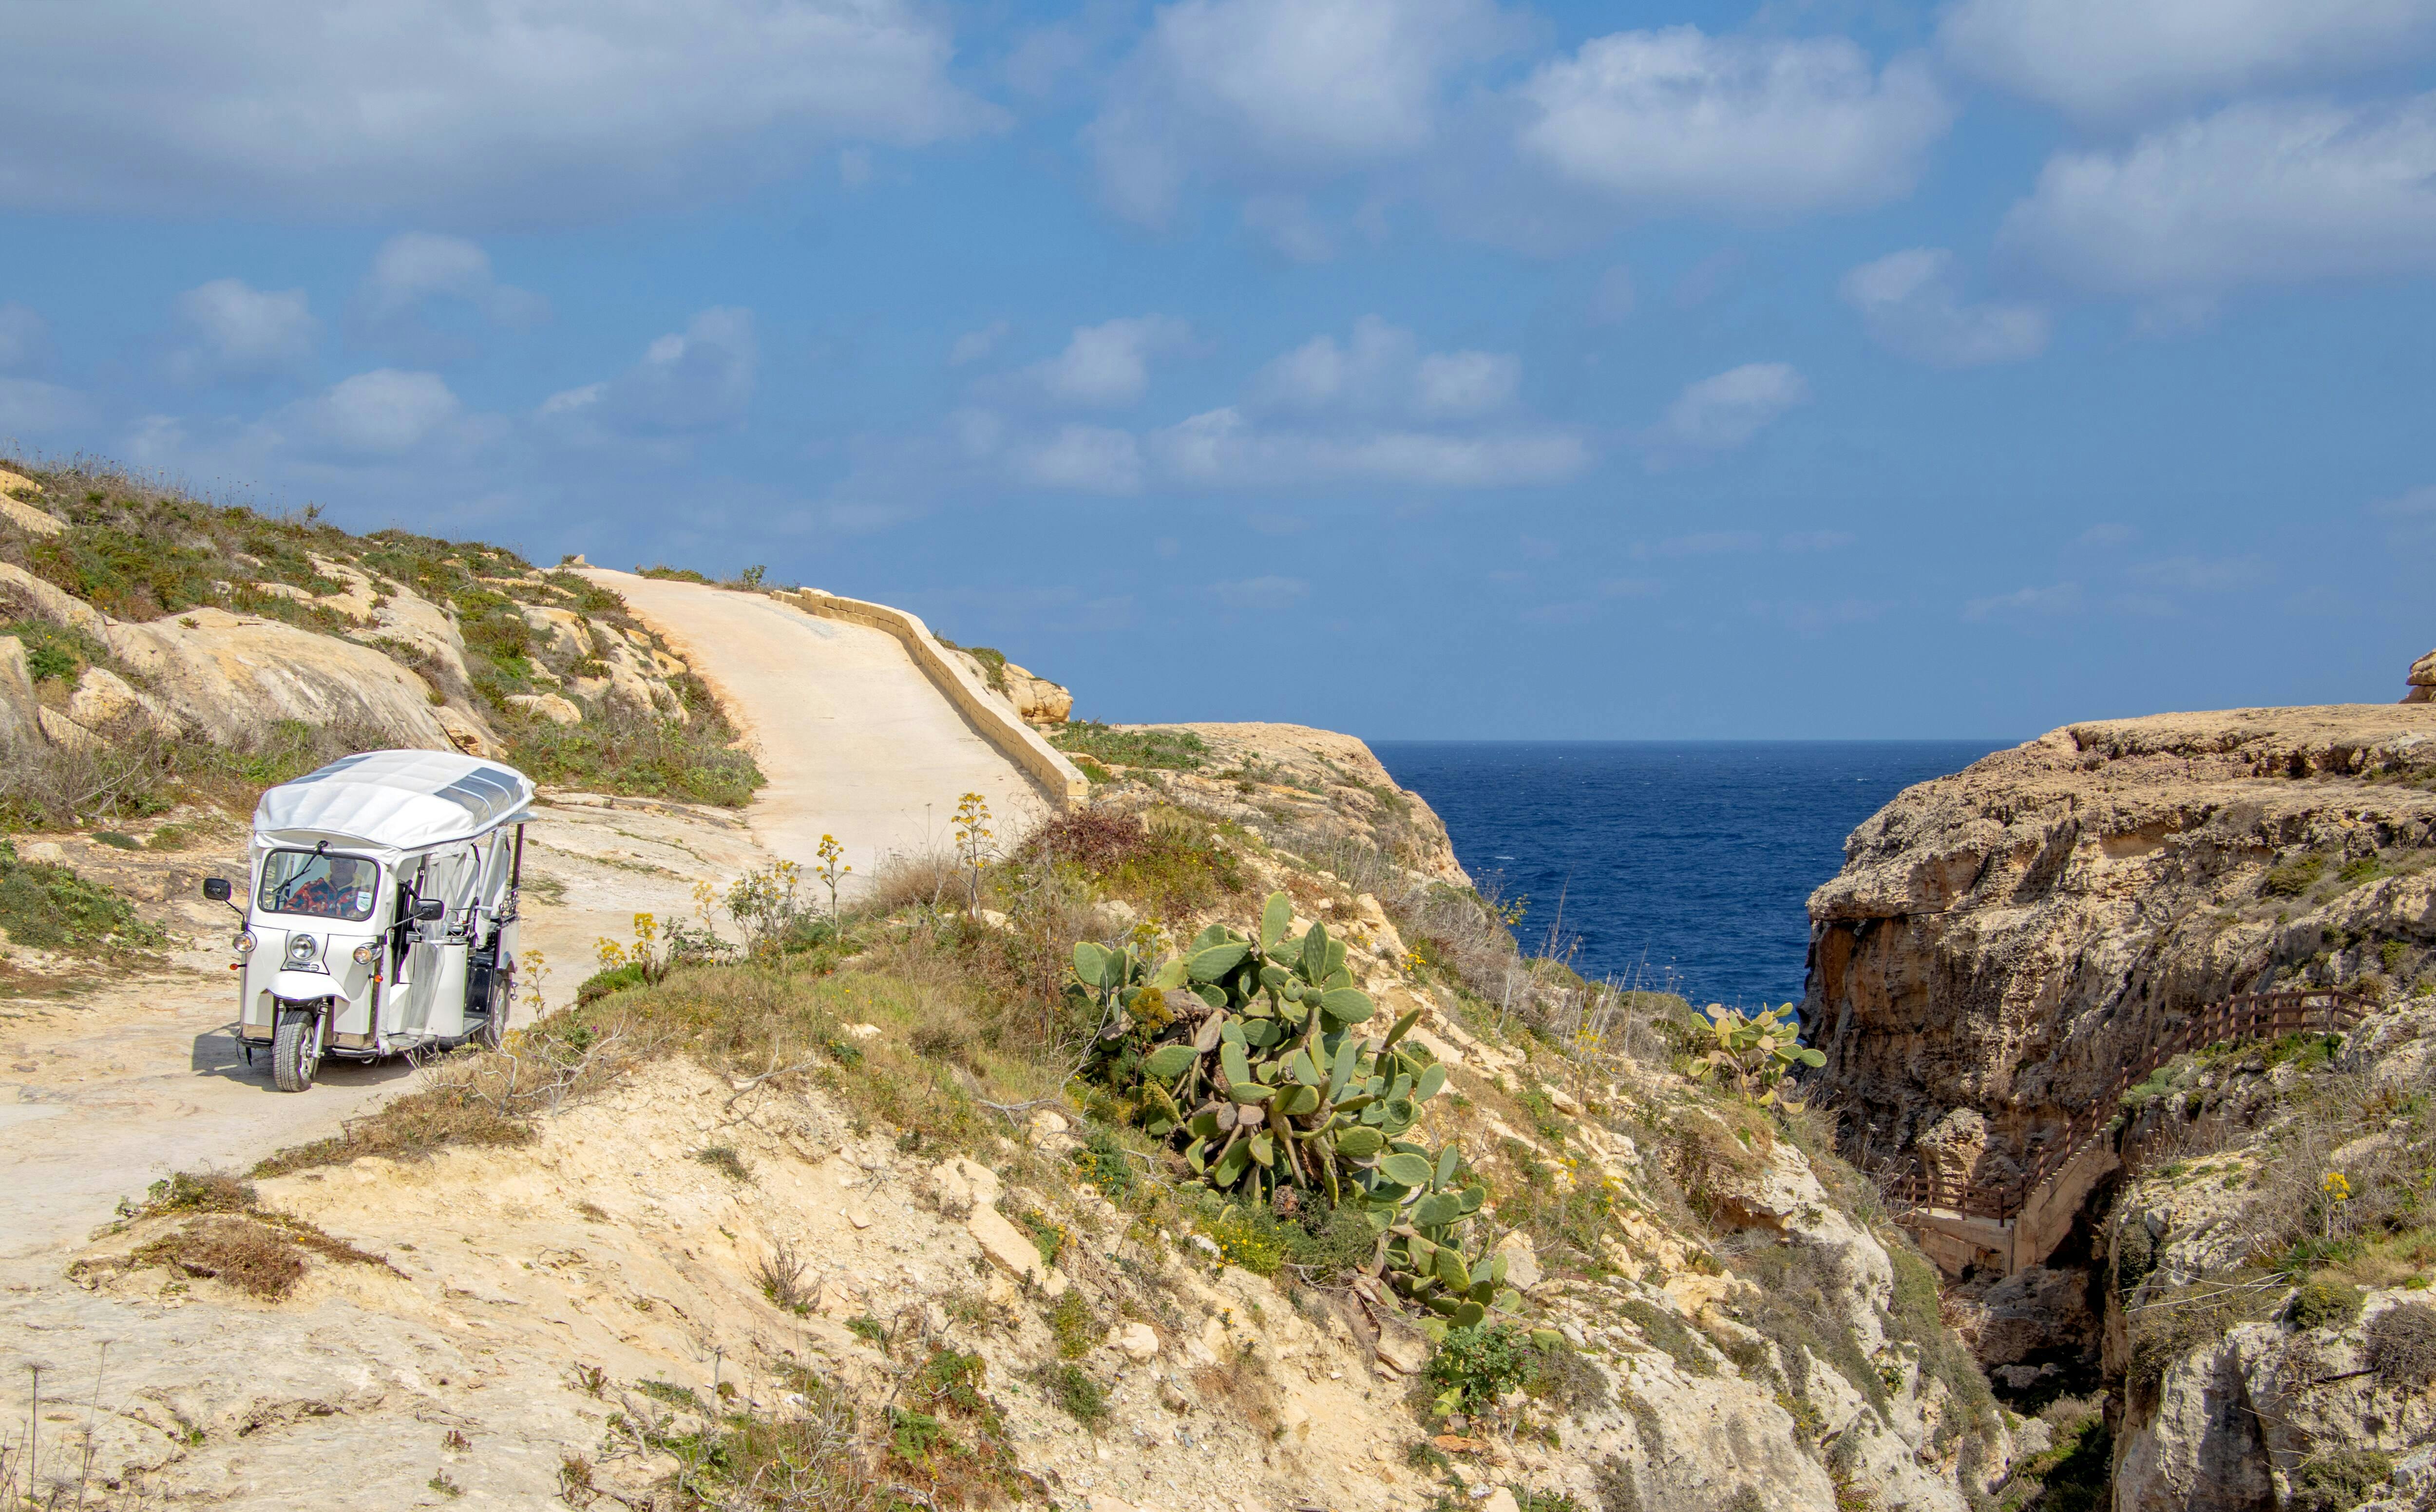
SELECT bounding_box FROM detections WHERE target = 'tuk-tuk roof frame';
[250,750,538,861]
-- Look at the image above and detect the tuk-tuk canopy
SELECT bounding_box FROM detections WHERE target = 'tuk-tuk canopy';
[253,750,537,856]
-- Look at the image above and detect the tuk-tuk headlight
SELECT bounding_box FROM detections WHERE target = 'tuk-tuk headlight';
[233,930,255,956]
[286,933,318,964]
[352,943,376,965]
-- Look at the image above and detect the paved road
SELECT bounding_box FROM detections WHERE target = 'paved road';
[583,569,1049,888]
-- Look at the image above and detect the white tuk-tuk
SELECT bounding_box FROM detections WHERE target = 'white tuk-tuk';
[203,751,538,1092]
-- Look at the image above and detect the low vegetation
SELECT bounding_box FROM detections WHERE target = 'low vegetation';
[0,454,765,826]
[204,763,1980,1509]
[1047,720,1209,772]
[0,835,164,955]
[76,1172,396,1301]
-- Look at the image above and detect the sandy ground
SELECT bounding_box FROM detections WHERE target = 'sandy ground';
[0,800,762,1285]
[582,569,1051,887]
[3,571,1049,1281]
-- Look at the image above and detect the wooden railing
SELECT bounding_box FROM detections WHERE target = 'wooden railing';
[1886,988,2369,1225]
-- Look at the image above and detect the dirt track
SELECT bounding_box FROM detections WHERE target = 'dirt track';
[581,569,1050,886]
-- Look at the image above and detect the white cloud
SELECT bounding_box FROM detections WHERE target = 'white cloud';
[1515,29,1952,217]
[1964,582,2082,619]
[1085,0,1516,226]
[1414,351,1520,417]
[2076,522,2139,547]
[1654,530,1765,556]
[1252,316,1516,418]
[1016,425,1144,493]
[2370,484,2436,516]
[2128,555,2265,591]
[1020,316,1192,408]
[360,233,546,326]
[1940,0,2436,124]
[1240,195,1339,261]
[0,0,1002,223]
[543,307,757,436]
[0,377,92,434]
[1841,248,2050,367]
[1152,406,1587,489]
[1776,598,1890,635]
[1651,363,1810,451]
[1210,575,1311,610]
[972,315,1579,493]
[277,369,465,456]
[1998,95,2436,304]
[948,321,1010,367]
[0,304,48,371]
[164,278,319,384]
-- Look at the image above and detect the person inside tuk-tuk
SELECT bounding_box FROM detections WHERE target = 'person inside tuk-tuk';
[284,857,378,920]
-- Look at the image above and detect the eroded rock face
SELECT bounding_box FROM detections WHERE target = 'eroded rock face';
[105,609,462,750]
[2114,1295,2436,1512]
[1803,705,2436,1180]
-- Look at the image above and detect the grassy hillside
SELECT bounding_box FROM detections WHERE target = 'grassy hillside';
[0,455,760,828]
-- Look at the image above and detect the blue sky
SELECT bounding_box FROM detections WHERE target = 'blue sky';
[2,0,2433,739]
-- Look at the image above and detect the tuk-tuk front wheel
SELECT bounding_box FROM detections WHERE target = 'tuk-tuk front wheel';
[271,1006,322,1093]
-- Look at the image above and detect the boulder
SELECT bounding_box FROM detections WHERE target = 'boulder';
[1494,1231,1543,1291]
[2408,647,2436,703]
[0,470,64,537]
[66,667,173,735]
[102,608,459,750]
[1003,661,1073,725]
[433,706,495,757]
[0,637,39,748]
[521,605,590,660]
[1110,1321,1159,1363]
[0,563,106,634]
[506,693,582,726]
[966,1201,1067,1297]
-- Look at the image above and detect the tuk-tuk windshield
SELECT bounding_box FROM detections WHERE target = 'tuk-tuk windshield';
[257,850,381,922]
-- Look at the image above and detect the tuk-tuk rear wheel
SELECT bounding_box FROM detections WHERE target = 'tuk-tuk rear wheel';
[470,966,510,1052]
[271,1006,321,1093]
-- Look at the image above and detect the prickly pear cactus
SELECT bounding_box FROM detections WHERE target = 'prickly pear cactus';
[1071,891,1519,1321]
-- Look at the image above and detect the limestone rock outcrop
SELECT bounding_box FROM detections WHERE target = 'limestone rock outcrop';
[2406,646,2436,703]
[948,646,1075,725]
[104,609,462,750]
[1804,705,2436,1179]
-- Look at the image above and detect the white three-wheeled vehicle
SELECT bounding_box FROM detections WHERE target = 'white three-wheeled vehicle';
[203,751,538,1092]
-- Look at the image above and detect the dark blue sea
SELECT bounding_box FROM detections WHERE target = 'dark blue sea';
[1368,741,2009,1009]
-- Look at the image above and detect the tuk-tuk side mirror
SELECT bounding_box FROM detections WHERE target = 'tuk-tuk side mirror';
[202,878,232,902]
[414,899,447,922]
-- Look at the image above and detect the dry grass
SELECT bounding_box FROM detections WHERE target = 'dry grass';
[868,848,963,913]
[250,1021,629,1177]
[2368,1302,2436,1388]
[78,1175,400,1302]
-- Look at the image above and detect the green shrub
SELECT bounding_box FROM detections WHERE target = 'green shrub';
[2291,1450,2393,1512]
[1048,720,1210,771]
[1035,1362,1107,1426]
[2261,855,2326,898]
[2261,1032,2342,1072]
[1073,1126,1138,1198]
[1427,1323,1534,1416]
[0,838,165,954]
[2288,1279,2365,1334]
[498,704,763,808]
[1,620,107,683]
[1617,1299,1715,1378]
